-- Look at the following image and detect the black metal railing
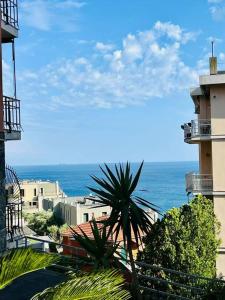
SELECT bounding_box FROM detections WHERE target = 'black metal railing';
[1,0,18,29]
[137,261,225,299]
[3,95,21,132]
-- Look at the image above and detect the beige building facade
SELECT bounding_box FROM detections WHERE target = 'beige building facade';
[43,196,112,226]
[43,195,158,227]
[19,180,65,212]
[183,57,225,277]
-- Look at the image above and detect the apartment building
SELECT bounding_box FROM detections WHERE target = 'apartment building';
[0,1,21,251]
[43,196,112,226]
[19,180,65,212]
[182,55,225,276]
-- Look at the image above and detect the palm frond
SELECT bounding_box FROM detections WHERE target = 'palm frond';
[88,162,159,247]
[70,220,120,268]
[0,248,58,289]
[31,269,131,300]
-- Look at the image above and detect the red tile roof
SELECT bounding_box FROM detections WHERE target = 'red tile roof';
[62,215,141,243]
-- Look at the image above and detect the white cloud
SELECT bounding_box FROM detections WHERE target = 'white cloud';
[17,21,199,109]
[208,0,225,21]
[208,0,223,3]
[95,42,115,52]
[55,1,86,9]
[20,0,85,31]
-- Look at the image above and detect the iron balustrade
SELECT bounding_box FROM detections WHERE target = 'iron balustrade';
[186,173,213,194]
[136,261,225,299]
[0,0,18,29]
[12,237,225,300]
[3,95,21,132]
[183,120,211,141]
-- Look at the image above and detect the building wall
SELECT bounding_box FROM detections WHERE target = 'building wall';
[211,141,225,192]
[20,181,63,211]
[56,202,78,225]
[199,141,212,174]
[199,96,210,119]
[217,249,225,278]
[214,196,225,276]
[211,86,225,136]
[44,197,112,226]
[76,204,111,225]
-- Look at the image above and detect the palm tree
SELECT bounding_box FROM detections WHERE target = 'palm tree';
[88,162,159,298]
[0,248,130,300]
[0,247,58,289]
[31,269,131,300]
[70,219,121,269]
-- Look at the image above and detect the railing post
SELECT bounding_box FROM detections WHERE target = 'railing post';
[25,236,28,248]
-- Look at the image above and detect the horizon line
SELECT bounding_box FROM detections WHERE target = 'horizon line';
[12,160,198,167]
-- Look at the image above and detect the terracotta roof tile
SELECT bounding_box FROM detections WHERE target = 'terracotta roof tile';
[62,215,142,243]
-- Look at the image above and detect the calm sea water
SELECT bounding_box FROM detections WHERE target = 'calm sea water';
[14,162,198,213]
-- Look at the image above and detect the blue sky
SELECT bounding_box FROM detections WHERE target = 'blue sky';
[4,0,225,165]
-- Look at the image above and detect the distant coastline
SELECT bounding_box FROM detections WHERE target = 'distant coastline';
[14,162,198,213]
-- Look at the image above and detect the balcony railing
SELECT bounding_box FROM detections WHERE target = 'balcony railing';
[3,95,21,133]
[186,172,213,194]
[0,0,18,29]
[182,119,211,141]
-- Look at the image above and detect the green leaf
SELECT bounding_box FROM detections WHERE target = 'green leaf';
[0,248,58,289]
[31,269,131,300]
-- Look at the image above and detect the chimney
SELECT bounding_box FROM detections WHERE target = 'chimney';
[209,56,217,75]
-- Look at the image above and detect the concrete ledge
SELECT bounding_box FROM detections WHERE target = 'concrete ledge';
[200,74,225,86]
[5,131,21,141]
[1,20,18,43]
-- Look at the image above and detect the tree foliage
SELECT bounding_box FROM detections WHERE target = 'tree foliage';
[24,210,64,236]
[141,195,221,279]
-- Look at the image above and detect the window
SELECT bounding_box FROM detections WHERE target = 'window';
[102,212,107,216]
[40,188,44,196]
[20,189,25,197]
[83,213,89,223]
[33,202,37,206]
[34,188,37,196]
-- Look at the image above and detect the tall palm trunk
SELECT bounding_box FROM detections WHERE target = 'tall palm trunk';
[127,236,141,299]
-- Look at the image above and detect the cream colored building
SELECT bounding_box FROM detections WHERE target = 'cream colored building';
[182,56,225,277]
[19,180,65,212]
[43,196,112,226]
[43,196,158,227]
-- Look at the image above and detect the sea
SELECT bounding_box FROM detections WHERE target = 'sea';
[14,161,198,214]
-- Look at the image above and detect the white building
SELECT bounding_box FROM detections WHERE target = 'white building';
[43,195,111,226]
[43,195,158,227]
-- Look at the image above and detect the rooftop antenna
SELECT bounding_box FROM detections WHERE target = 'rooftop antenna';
[211,40,214,57]
[209,40,217,75]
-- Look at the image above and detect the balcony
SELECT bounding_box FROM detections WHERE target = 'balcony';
[182,119,211,143]
[3,95,21,141]
[0,0,18,42]
[186,172,213,195]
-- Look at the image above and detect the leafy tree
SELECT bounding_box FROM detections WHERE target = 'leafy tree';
[141,195,221,285]
[88,162,159,298]
[32,269,131,300]
[24,210,64,236]
[70,219,121,269]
